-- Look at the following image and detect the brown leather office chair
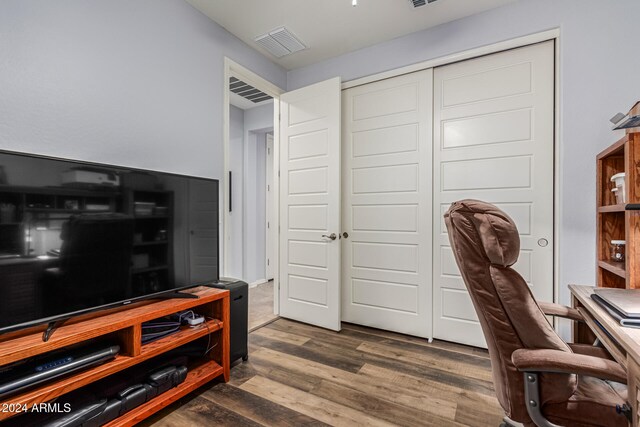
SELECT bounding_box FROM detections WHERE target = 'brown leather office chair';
[444,200,628,427]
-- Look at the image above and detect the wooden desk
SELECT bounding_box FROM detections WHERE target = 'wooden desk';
[570,284,640,426]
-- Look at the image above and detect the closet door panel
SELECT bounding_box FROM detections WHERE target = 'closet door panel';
[342,70,433,339]
[433,41,555,348]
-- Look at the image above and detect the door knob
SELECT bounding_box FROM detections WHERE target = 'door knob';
[342,232,349,239]
[322,233,337,241]
[537,238,549,247]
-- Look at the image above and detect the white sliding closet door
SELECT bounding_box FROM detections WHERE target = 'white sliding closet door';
[433,41,555,348]
[279,77,342,331]
[342,70,433,338]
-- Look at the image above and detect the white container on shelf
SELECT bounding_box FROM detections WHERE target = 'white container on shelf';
[611,172,626,203]
[612,188,624,204]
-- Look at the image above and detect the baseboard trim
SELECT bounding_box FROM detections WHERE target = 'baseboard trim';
[249,316,280,333]
[248,279,268,288]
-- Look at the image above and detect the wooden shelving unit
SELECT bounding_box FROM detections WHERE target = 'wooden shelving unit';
[596,105,640,289]
[0,286,230,425]
[598,204,627,213]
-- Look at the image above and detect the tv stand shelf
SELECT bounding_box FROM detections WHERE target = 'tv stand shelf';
[0,286,230,424]
[104,359,223,426]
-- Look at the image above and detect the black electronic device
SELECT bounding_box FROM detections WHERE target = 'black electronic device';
[4,355,191,427]
[39,364,188,427]
[116,384,153,413]
[0,149,220,336]
[141,320,181,344]
[0,345,120,399]
[147,365,188,394]
[41,399,108,427]
[208,279,248,363]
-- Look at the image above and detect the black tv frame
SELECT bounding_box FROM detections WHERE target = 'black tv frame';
[0,149,220,337]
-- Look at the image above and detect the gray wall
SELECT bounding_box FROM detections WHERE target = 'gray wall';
[0,0,286,179]
[287,0,640,334]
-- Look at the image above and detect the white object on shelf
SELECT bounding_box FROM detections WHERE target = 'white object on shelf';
[611,172,626,203]
[611,239,626,262]
[612,188,624,204]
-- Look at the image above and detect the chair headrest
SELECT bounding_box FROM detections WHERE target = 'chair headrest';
[446,200,520,267]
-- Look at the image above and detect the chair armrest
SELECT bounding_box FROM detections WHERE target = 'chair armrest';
[512,348,627,384]
[568,343,613,360]
[538,301,583,322]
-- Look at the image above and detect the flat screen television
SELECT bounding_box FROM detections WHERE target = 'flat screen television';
[0,150,219,335]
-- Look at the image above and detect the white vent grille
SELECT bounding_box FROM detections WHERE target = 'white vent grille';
[254,27,307,58]
[270,27,306,53]
[255,34,290,58]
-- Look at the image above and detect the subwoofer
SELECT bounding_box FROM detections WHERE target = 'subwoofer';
[208,279,248,363]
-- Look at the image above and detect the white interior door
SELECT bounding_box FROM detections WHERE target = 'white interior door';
[265,134,275,281]
[279,77,342,331]
[433,41,555,348]
[341,70,433,338]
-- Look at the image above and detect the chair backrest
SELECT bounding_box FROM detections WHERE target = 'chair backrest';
[59,213,134,298]
[444,200,574,423]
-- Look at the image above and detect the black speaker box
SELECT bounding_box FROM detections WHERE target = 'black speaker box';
[208,280,248,363]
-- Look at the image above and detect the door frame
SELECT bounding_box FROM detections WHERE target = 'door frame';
[340,28,562,333]
[265,133,275,281]
[223,58,284,315]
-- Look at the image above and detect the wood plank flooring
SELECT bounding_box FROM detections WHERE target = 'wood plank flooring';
[143,319,504,427]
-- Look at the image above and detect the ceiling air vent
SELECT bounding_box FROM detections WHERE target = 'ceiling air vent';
[409,0,437,7]
[229,77,272,104]
[254,34,290,58]
[254,27,307,58]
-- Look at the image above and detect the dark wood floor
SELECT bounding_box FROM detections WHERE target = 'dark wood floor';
[144,319,504,427]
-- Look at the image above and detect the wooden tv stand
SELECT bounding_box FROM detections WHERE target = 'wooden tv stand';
[0,286,230,426]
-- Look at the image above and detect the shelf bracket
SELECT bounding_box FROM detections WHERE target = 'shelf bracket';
[42,319,67,342]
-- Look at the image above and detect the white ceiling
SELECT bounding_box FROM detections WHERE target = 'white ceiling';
[187,0,517,70]
[230,91,272,110]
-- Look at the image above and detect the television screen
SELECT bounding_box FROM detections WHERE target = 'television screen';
[0,150,219,334]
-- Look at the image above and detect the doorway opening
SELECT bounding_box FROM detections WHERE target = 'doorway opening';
[223,59,282,331]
